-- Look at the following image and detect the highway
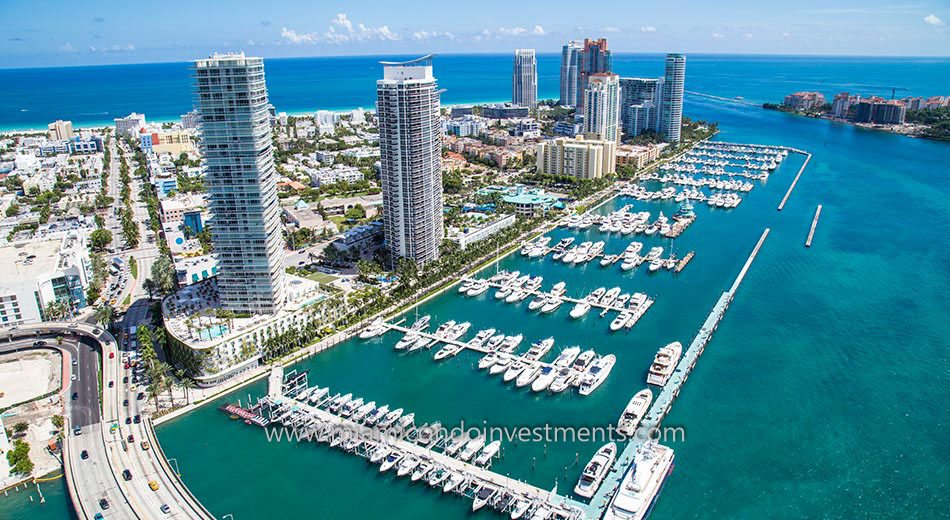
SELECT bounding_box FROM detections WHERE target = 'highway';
[3,323,213,520]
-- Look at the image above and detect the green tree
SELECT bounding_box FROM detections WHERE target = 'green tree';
[12,422,28,435]
[51,415,64,430]
[89,228,113,252]
[5,202,19,217]
[150,255,177,295]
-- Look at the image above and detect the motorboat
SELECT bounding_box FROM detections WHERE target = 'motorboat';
[610,312,632,331]
[445,321,471,341]
[478,352,499,369]
[410,315,431,331]
[648,258,665,273]
[588,287,606,301]
[485,334,506,350]
[552,346,581,368]
[341,397,364,417]
[467,280,490,296]
[377,408,404,429]
[433,320,456,339]
[617,389,654,437]
[468,328,496,348]
[574,443,618,499]
[503,359,527,382]
[442,471,466,493]
[600,287,622,307]
[531,366,557,392]
[308,387,330,405]
[428,466,450,487]
[646,246,664,261]
[509,498,531,519]
[328,393,352,413]
[550,281,567,296]
[495,285,514,299]
[571,350,596,372]
[548,368,576,393]
[351,401,376,422]
[570,301,591,319]
[600,254,618,267]
[363,404,389,427]
[397,455,420,477]
[474,440,501,466]
[515,364,542,387]
[394,333,420,350]
[506,289,526,303]
[488,354,512,375]
[472,485,497,511]
[416,421,442,447]
[359,319,387,339]
[407,333,435,352]
[397,412,416,429]
[523,337,553,360]
[444,435,467,457]
[459,436,486,461]
[540,296,562,314]
[579,355,616,396]
[499,334,524,352]
[370,445,391,464]
[433,343,464,361]
[647,342,682,386]
[458,279,474,293]
[527,294,547,311]
[379,451,403,473]
[411,461,431,482]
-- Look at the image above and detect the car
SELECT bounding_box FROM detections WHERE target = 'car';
[71,374,76,381]
[125,417,132,425]
[148,480,159,491]
[99,498,109,510]
[123,376,128,383]
[127,434,134,443]
[71,359,78,366]
[34,340,47,347]
[93,328,101,334]
[80,450,89,460]
[124,363,130,369]
[133,415,141,424]
[140,441,150,451]
[109,352,115,359]
[71,392,78,400]
[108,381,114,388]
[68,323,79,329]
[122,469,132,481]
[73,427,81,436]
[160,504,171,514]
[137,392,145,400]
[123,398,129,406]
[94,514,103,520]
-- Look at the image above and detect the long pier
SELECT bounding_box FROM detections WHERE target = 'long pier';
[806,205,822,247]
[584,228,771,518]
[777,153,812,211]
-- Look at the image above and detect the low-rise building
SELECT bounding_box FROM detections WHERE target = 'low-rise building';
[615,143,666,170]
[445,115,487,137]
[115,112,147,136]
[481,103,530,119]
[332,221,383,256]
[307,164,364,186]
[47,120,73,141]
[536,135,616,179]
[446,213,516,250]
[175,254,219,285]
[783,91,826,111]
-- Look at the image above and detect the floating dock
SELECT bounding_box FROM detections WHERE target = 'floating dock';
[806,205,822,247]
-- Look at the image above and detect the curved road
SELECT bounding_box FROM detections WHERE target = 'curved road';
[3,323,213,520]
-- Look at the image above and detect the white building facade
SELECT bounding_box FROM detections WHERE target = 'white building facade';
[659,53,686,143]
[583,72,622,143]
[512,49,538,110]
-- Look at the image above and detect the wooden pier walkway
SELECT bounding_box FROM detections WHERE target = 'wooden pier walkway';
[806,205,822,247]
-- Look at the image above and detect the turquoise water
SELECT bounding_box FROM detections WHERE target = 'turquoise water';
[3,55,949,519]
[198,324,229,341]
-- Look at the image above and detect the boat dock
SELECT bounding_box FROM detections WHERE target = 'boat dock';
[252,378,586,519]
[806,205,822,247]
[777,153,812,211]
[583,229,771,518]
[675,251,695,273]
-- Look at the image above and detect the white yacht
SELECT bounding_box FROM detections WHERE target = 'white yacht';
[468,328,496,348]
[485,334,506,350]
[478,352,499,370]
[531,366,557,392]
[328,393,352,413]
[610,312,632,331]
[397,413,416,429]
[472,485,497,511]
[467,280,490,296]
[308,387,330,405]
[394,332,420,350]
[351,401,376,422]
[600,254,619,267]
[359,319,387,339]
[574,442,618,499]
[410,461,431,482]
[506,288,526,303]
[527,293,547,311]
[548,368,576,393]
[571,350,597,372]
[458,279,474,294]
[515,364,542,387]
[489,354,512,375]
[377,408,404,429]
[603,443,675,520]
[645,246,664,261]
[570,301,591,319]
[495,285,514,300]
[370,445,391,464]
[433,343,463,361]
[474,440,501,466]
[499,334,524,352]
[540,296,563,314]
[588,287,606,301]
[397,455,420,477]
[579,355,616,396]
[442,472,466,493]
[646,342,682,386]
[410,315,431,331]
[600,287,622,307]
[379,451,402,473]
[363,404,389,427]
[552,346,581,368]
[503,359,527,382]
[648,258,665,273]
[443,435,467,457]
[550,281,567,296]
[523,337,553,360]
[617,389,654,437]
[341,397,364,417]
[445,321,471,341]
[459,436,486,461]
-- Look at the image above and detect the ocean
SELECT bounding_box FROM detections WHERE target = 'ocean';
[1,54,948,520]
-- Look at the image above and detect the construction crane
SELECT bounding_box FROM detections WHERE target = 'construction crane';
[855,85,910,99]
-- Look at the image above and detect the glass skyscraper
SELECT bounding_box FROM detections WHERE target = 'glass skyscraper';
[659,53,686,143]
[512,49,538,110]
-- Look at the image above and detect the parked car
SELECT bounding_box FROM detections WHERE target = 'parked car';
[122,469,132,481]
[80,450,89,460]
[99,498,109,510]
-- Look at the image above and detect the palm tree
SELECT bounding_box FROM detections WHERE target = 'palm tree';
[94,304,114,329]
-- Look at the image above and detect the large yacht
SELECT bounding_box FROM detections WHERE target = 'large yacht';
[646,342,682,386]
[617,389,653,437]
[603,443,675,520]
[574,442,617,499]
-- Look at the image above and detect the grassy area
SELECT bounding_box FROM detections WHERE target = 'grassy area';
[129,256,138,279]
[304,271,338,284]
[122,294,131,307]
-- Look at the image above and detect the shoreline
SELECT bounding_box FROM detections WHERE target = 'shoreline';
[761,105,949,142]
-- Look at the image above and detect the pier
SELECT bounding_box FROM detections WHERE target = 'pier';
[584,228,771,519]
[675,251,695,273]
[777,153,812,211]
[806,205,822,247]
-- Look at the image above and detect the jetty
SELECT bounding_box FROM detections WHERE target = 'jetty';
[806,205,822,247]
[777,153,812,211]
[675,251,695,273]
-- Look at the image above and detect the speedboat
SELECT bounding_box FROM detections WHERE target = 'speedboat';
[445,321,471,341]
[499,334,524,352]
[468,328,496,348]
[328,393,352,413]
[370,445,391,464]
[443,435,467,457]
[600,287,622,307]
[459,436,486,461]
[308,387,330,405]
[398,412,416,429]
[515,364,542,387]
[433,320,456,339]
[531,366,556,392]
[527,293,547,311]
[648,258,665,273]
[433,343,463,361]
[617,389,654,437]
[579,355,616,396]
[506,289,526,303]
[397,455,420,477]
[610,312,631,331]
[503,359,527,382]
[472,485,497,511]
[523,337,553,360]
[411,461,431,482]
[474,440,501,466]
[428,466,450,487]
[485,334,506,350]
[647,342,682,386]
[495,285,514,299]
[467,281,490,296]
[364,404,389,427]
[600,254,618,267]
[442,471,466,493]
[510,498,531,519]
[377,408,404,429]
[570,301,591,319]
[588,287,606,301]
[394,333,420,350]
[571,350,597,372]
[574,442,618,499]
[410,315,431,331]
[352,401,376,422]
[379,451,403,473]
[341,397,364,417]
[550,281,567,296]
[548,368,576,393]
[416,421,442,447]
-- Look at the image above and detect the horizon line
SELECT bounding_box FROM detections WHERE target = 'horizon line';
[2,50,949,72]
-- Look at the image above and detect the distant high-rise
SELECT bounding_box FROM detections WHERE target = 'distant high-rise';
[583,73,621,143]
[619,77,664,137]
[192,53,285,314]
[577,38,612,112]
[659,53,686,143]
[47,120,73,141]
[559,41,583,107]
[512,49,538,110]
[377,55,444,267]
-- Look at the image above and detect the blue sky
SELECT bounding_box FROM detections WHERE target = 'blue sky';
[1,0,948,68]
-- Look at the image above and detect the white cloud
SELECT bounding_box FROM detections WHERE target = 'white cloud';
[281,13,402,45]
[603,26,621,33]
[479,25,545,39]
[58,43,77,53]
[640,26,657,33]
[712,32,724,39]
[87,43,135,53]
[412,30,455,41]
[924,14,945,26]
[532,25,545,35]
[744,33,753,39]
[782,32,791,38]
